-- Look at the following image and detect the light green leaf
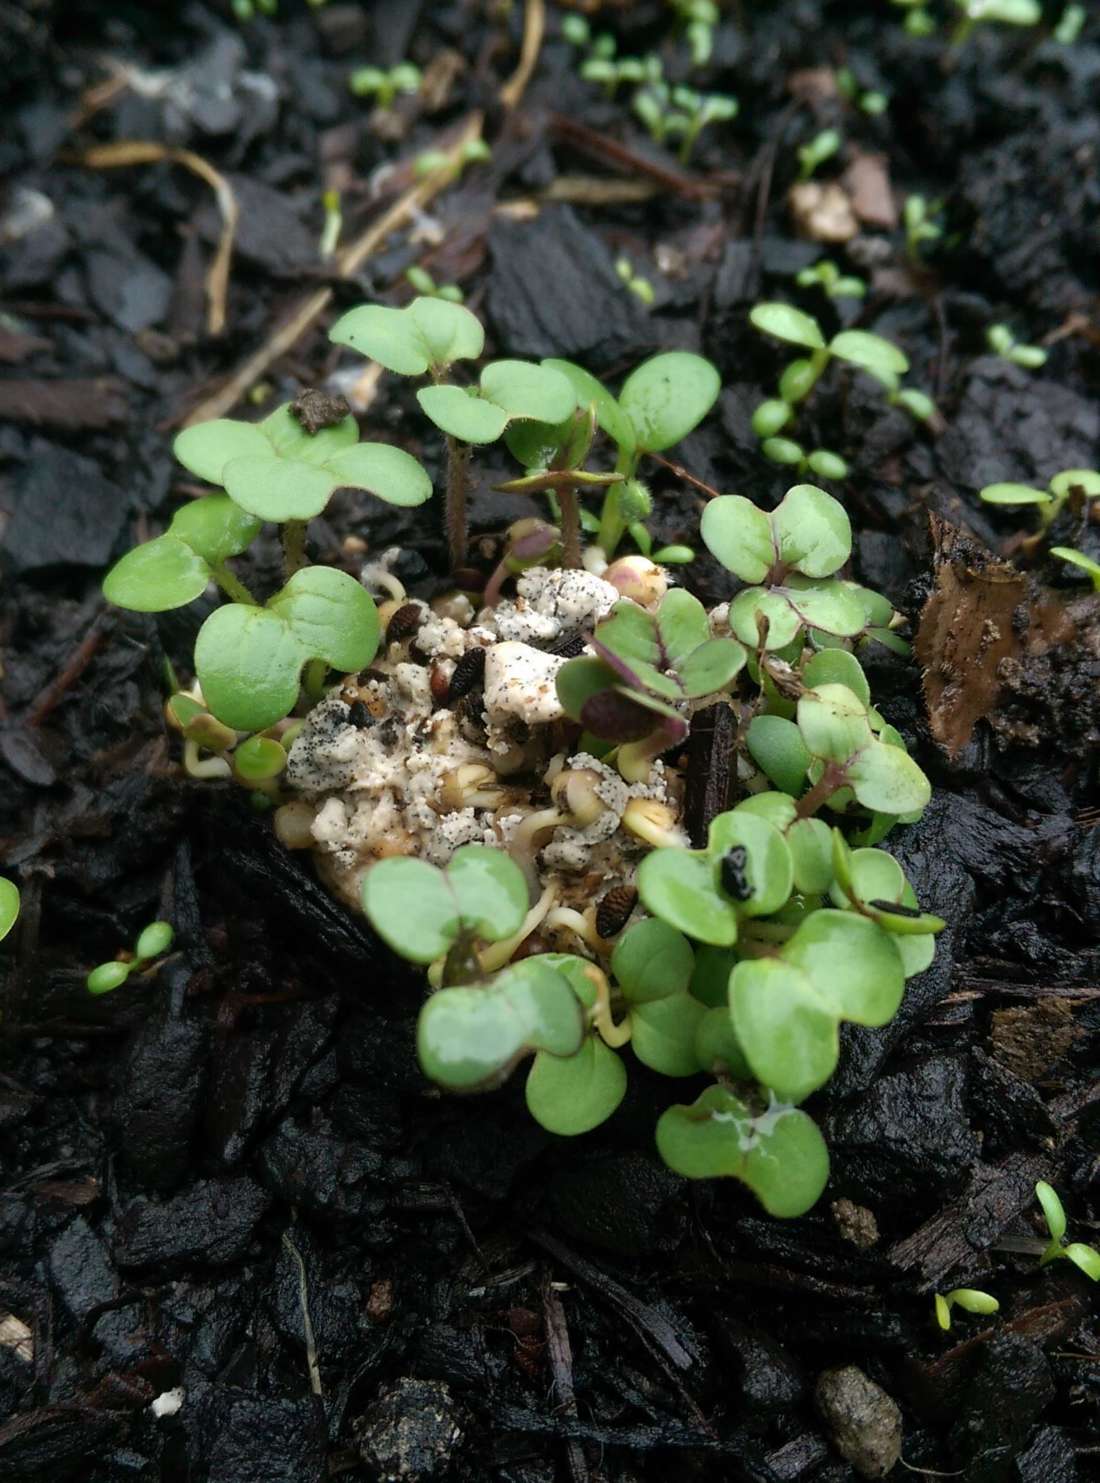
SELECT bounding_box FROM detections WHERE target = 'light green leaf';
[731,957,839,1102]
[700,495,775,583]
[174,418,272,485]
[772,484,851,577]
[268,566,380,673]
[637,848,738,946]
[446,845,529,943]
[618,352,720,452]
[694,1006,751,1078]
[1035,1180,1067,1245]
[783,909,905,1026]
[613,918,695,1004]
[542,358,636,455]
[1049,469,1100,499]
[261,404,359,466]
[978,482,1052,507]
[802,648,870,706]
[797,683,874,761]
[169,496,262,564]
[416,384,509,443]
[323,442,433,506]
[746,715,811,794]
[103,535,213,613]
[328,296,485,374]
[194,604,306,732]
[829,330,909,383]
[526,1035,627,1134]
[0,877,20,943]
[224,455,340,522]
[707,810,794,918]
[630,992,707,1076]
[481,360,576,424]
[847,739,931,814]
[750,303,826,350]
[678,638,746,698]
[362,857,458,962]
[787,817,834,894]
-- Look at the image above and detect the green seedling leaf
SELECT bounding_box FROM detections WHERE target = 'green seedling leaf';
[979,482,1052,507]
[731,957,839,1101]
[618,351,720,451]
[233,735,288,783]
[797,683,873,761]
[526,1034,627,1134]
[746,715,811,794]
[656,1085,829,1217]
[169,496,262,564]
[654,588,711,666]
[694,1006,751,1078]
[323,443,433,507]
[104,535,214,613]
[782,909,905,1026]
[363,845,528,965]
[266,565,381,675]
[260,404,359,465]
[418,361,576,445]
[678,638,747,697]
[1049,469,1100,499]
[707,810,794,918]
[224,456,341,522]
[174,418,272,485]
[503,414,576,471]
[750,303,826,350]
[829,330,909,383]
[329,296,485,375]
[700,496,774,584]
[612,918,695,1004]
[703,485,851,583]
[630,991,707,1076]
[847,739,932,815]
[829,844,944,974]
[786,817,834,894]
[135,921,174,960]
[87,961,132,996]
[1036,1180,1067,1247]
[0,878,20,942]
[637,848,737,946]
[802,648,870,706]
[689,944,739,1009]
[1065,1244,1100,1281]
[541,359,637,455]
[728,579,866,650]
[1050,548,1100,588]
[417,958,584,1090]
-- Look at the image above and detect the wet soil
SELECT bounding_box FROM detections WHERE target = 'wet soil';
[1,2,1099,1480]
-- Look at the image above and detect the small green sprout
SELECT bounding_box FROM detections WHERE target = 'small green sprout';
[797,129,842,182]
[0,878,19,943]
[1035,1181,1100,1280]
[889,0,935,35]
[405,266,464,303]
[951,0,1042,47]
[561,14,591,48]
[1049,548,1100,591]
[796,259,867,301]
[87,921,175,996]
[319,189,342,262]
[935,1288,999,1331]
[348,63,422,109]
[414,138,492,180]
[615,256,656,307]
[986,323,1048,370]
[668,0,720,68]
[903,195,943,265]
[836,68,888,117]
[979,467,1100,529]
[633,83,738,163]
[556,589,746,778]
[1054,4,1086,44]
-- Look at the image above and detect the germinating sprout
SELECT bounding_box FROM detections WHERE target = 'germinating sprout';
[979,467,1100,529]
[796,258,867,301]
[836,67,888,117]
[668,0,720,68]
[934,1288,999,1330]
[986,323,1048,370]
[633,83,738,163]
[616,256,656,307]
[903,195,943,265]
[1035,1181,1100,1280]
[0,878,19,943]
[348,63,422,109]
[797,129,842,182]
[405,266,464,303]
[87,921,175,996]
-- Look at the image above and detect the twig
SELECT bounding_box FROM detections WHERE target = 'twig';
[183,113,484,427]
[26,612,111,727]
[499,0,545,111]
[542,1276,588,1483]
[282,1229,323,1399]
[79,142,239,336]
[648,451,722,499]
[549,115,717,200]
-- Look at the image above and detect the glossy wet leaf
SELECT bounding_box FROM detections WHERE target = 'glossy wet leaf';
[0,877,20,942]
[526,1035,627,1134]
[637,848,738,946]
[707,810,794,918]
[328,296,484,374]
[750,303,826,350]
[618,352,720,451]
[417,959,584,1090]
[612,918,694,1004]
[829,330,908,383]
[630,992,707,1076]
[656,1085,830,1217]
[746,715,811,794]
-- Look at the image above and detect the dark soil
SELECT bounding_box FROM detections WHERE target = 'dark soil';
[2,3,1099,1480]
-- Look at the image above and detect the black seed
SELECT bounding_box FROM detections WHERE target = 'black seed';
[551,631,587,658]
[290,387,351,434]
[348,700,371,729]
[448,647,487,704]
[868,898,923,918]
[596,885,638,939]
[386,602,424,643]
[720,845,752,902]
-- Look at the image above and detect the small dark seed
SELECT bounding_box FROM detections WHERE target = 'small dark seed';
[720,845,752,902]
[868,898,923,918]
[386,602,424,643]
[448,647,487,704]
[551,631,587,659]
[348,700,371,729]
[290,387,351,434]
[596,885,638,939]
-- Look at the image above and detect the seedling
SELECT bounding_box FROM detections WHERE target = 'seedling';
[797,129,842,182]
[1049,548,1100,591]
[582,48,662,99]
[836,68,887,117]
[986,323,1047,370]
[556,589,746,779]
[890,0,936,35]
[749,302,933,461]
[331,296,573,569]
[1054,4,1086,44]
[951,0,1041,46]
[979,467,1100,530]
[413,138,492,181]
[405,266,464,303]
[0,878,19,943]
[103,399,427,731]
[348,63,422,109]
[903,195,942,266]
[796,259,867,301]
[633,83,738,163]
[934,1288,999,1330]
[1035,1181,1100,1280]
[87,921,175,996]
[616,257,656,307]
[319,190,342,261]
[669,0,720,67]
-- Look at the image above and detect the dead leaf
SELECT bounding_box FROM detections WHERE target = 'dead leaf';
[843,151,897,229]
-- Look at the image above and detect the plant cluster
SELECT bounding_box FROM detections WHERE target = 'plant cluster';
[87,921,175,996]
[633,83,738,164]
[836,67,888,117]
[979,467,1100,588]
[413,138,492,181]
[348,63,422,109]
[749,303,935,478]
[363,478,941,1216]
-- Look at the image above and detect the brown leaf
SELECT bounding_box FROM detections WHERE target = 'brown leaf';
[842,151,897,229]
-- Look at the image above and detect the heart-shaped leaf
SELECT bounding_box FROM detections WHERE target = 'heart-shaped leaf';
[728,579,866,649]
[417,958,584,1090]
[261,403,359,465]
[418,361,576,445]
[694,1007,751,1078]
[447,845,530,942]
[750,303,826,350]
[656,1085,829,1216]
[103,534,215,613]
[224,455,340,522]
[267,566,381,675]
[637,848,738,946]
[707,810,794,918]
[194,604,307,732]
[329,296,485,375]
[770,484,851,577]
[363,845,529,964]
[174,418,273,485]
[700,496,775,583]
[323,443,433,506]
[612,919,694,1004]
[618,351,720,452]
[630,992,707,1076]
[654,588,711,668]
[829,330,908,383]
[526,1034,627,1134]
[782,909,905,1026]
[730,957,839,1102]
[801,648,870,706]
